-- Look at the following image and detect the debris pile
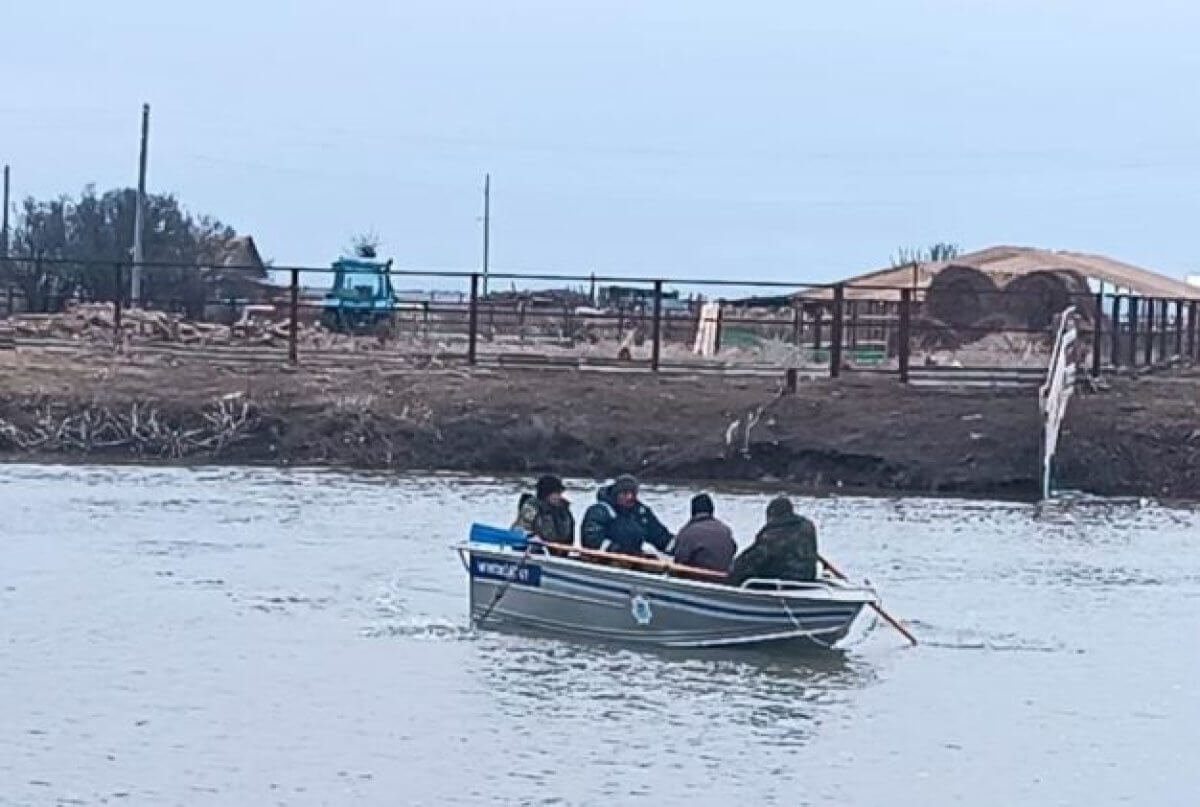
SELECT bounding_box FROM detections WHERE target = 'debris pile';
[6,303,331,348]
[0,394,261,458]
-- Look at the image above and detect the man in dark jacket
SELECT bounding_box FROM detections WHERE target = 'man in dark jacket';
[580,474,673,556]
[728,496,819,586]
[513,474,575,545]
[672,493,737,574]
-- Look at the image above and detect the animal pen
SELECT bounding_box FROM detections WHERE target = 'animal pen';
[1,256,1198,384]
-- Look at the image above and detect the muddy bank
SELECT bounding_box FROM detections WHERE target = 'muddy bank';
[0,348,1197,499]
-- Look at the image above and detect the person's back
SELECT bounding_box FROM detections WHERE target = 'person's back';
[728,496,818,586]
[673,493,736,574]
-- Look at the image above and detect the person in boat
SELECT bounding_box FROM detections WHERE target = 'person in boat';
[512,474,575,545]
[580,474,673,557]
[672,493,737,575]
[728,496,819,586]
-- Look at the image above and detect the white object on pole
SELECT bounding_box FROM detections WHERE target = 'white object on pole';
[1039,306,1079,500]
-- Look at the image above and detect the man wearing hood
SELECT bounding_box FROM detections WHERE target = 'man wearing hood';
[580,474,673,556]
[513,474,575,545]
[728,496,819,586]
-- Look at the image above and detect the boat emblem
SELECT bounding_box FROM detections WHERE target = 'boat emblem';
[630,593,653,625]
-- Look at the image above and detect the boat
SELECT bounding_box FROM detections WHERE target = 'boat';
[455,524,879,650]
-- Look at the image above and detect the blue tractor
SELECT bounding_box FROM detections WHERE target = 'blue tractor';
[320,256,397,333]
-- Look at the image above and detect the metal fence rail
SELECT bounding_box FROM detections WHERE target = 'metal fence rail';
[1,256,1198,383]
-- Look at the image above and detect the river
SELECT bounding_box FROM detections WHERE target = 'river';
[1,465,1197,806]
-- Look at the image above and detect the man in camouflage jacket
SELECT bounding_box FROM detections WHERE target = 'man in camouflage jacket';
[728,496,819,586]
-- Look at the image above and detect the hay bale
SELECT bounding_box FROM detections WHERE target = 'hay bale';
[926,265,1000,327]
[896,316,965,354]
[1003,269,1094,330]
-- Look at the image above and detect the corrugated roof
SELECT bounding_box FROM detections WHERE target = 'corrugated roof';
[801,246,1200,302]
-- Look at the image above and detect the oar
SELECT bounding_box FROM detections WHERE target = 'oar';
[819,553,918,647]
[530,539,728,580]
[475,542,535,626]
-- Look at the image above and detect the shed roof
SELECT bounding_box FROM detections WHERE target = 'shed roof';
[801,246,1200,302]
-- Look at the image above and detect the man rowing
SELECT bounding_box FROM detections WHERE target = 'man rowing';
[580,474,673,557]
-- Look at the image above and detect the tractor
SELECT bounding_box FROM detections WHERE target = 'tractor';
[320,256,396,334]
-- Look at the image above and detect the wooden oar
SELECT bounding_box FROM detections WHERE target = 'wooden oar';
[528,539,728,580]
[819,553,918,647]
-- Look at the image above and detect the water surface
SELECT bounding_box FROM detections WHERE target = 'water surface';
[1,466,1197,805]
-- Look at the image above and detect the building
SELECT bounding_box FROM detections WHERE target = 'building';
[200,235,278,321]
[800,245,1200,302]
[789,245,1200,356]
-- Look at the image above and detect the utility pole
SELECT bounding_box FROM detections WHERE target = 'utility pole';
[481,172,490,297]
[1,164,10,259]
[131,103,150,306]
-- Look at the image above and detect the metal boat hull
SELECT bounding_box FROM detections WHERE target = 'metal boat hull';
[462,545,874,649]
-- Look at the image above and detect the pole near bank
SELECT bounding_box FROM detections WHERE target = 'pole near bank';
[131,104,150,307]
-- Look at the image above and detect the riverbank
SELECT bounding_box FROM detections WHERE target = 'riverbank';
[0,347,1197,499]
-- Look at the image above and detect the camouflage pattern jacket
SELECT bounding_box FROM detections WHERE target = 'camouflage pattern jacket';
[728,513,818,586]
[512,494,575,545]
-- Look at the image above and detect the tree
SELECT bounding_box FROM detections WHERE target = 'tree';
[348,231,381,259]
[0,186,249,314]
[891,242,961,267]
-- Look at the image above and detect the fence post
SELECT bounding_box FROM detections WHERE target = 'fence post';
[1189,300,1198,362]
[1159,299,1169,362]
[1092,291,1103,376]
[1110,294,1122,368]
[651,279,663,372]
[31,256,42,313]
[1129,297,1140,368]
[1175,299,1184,358]
[714,301,724,354]
[468,273,479,365]
[848,299,859,352]
[288,268,300,365]
[112,263,123,351]
[791,303,802,346]
[5,285,12,316]
[1143,298,1154,366]
[829,284,844,378]
[898,288,912,383]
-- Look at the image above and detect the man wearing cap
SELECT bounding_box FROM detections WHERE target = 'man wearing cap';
[728,496,819,586]
[672,493,737,574]
[513,474,575,545]
[580,474,673,556]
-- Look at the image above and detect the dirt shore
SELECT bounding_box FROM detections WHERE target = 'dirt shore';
[0,347,1197,500]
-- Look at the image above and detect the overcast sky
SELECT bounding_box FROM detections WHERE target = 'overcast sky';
[2,0,1198,283]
